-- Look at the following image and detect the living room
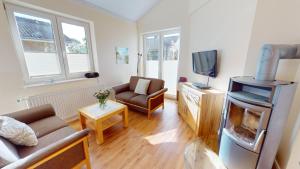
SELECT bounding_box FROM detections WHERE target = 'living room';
[0,0,300,169]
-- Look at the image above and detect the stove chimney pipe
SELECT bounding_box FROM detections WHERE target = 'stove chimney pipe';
[255,44,300,81]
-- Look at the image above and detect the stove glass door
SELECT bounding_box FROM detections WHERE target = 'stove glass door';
[223,96,271,152]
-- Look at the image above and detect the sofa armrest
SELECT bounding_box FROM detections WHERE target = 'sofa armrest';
[147,88,168,100]
[112,83,130,94]
[5,104,56,124]
[3,129,90,169]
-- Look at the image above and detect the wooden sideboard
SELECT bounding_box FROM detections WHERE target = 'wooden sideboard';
[178,83,225,144]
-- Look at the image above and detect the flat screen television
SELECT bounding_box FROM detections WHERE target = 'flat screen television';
[192,50,217,78]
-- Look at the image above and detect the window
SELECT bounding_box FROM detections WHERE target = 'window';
[6,4,95,85]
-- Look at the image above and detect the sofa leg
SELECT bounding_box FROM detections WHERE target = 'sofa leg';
[162,103,165,109]
[86,160,92,169]
[83,137,92,169]
[148,110,151,120]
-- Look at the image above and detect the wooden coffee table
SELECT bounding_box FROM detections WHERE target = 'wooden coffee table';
[78,100,128,145]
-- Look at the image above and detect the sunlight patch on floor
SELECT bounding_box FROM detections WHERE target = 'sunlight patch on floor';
[204,148,226,169]
[144,129,178,145]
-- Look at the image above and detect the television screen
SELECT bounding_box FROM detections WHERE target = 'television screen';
[192,50,217,77]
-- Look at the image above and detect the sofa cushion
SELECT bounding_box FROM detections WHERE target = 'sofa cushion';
[0,116,38,147]
[129,76,140,91]
[6,104,55,124]
[18,127,75,158]
[148,79,164,95]
[29,116,68,138]
[130,95,148,108]
[115,91,139,102]
[0,137,20,168]
[134,79,151,95]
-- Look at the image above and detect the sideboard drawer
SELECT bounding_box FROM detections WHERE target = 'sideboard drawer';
[181,86,201,105]
[187,92,200,105]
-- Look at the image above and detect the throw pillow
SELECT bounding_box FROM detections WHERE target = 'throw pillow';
[134,79,151,95]
[0,116,38,146]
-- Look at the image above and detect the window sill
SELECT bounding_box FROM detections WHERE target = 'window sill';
[24,78,98,88]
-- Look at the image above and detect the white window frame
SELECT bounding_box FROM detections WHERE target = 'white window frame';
[57,16,95,79]
[5,3,95,85]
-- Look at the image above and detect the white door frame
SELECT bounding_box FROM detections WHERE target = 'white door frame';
[141,28,181,98]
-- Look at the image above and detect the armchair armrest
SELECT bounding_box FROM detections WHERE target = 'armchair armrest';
[5,104,56,124]
[3,129,90,169]
[112,83,130,94]
[147,88,168,100]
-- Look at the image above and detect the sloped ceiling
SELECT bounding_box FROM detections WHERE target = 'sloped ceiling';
[79,0,161,21]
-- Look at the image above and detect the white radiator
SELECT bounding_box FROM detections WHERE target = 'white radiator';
[22,85,114,121]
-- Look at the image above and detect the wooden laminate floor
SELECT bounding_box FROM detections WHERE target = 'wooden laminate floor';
[69,99,213,169]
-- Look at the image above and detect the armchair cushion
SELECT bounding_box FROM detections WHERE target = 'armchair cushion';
[28,116,68,138]
[130,95,148,108]
[115,91,138,102]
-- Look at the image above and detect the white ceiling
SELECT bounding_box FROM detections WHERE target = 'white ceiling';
[80,0,161,21]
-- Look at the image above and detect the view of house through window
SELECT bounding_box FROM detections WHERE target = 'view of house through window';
[163,33,180,61]
[6,4,94,84]
[144,34,160,79]
[15,12,62,77]
[61,22,91,73]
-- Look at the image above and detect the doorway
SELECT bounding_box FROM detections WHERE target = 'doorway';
[143,29,180,97]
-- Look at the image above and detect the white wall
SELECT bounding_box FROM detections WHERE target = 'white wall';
[138,0,257,91]
[187,0,257,90]
[244,0,300,168]
[138,0,300,168]
[0,0,138,114]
